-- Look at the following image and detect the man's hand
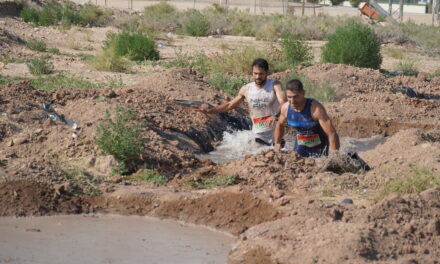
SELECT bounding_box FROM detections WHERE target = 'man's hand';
[264,116,277,127]
[193,105,212,115]
[274,143,282,152]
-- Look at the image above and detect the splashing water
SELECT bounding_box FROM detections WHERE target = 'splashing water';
[196,130,270,164]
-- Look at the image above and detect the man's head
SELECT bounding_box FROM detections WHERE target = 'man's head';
[251,58,269,86]
[286,79,306,108]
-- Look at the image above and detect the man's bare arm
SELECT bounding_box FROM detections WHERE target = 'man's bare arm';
[274,102,289,151]
[311,101,340,151]
[196,86,246,114]
[273,80,287,108]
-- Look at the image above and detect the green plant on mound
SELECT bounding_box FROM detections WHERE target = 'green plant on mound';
[89,48,130,72]
[187,175,237,189]
[26,39,47,52]
[281,72,336,102]
[62,166,102,196]
[207,73,249,96]
[393,57,419,76]
[78,3,112,26]
[95,106,147,175]
[104,31,159,61]
[27,56,54,75]
[349,0,362,8]
[128,169,168,184]
[182,10,211,37]
[321,22,382,69]
[280,33,313,67]
[376,165,440,200]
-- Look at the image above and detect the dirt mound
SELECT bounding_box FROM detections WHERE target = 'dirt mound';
[360,128,440,188]
[364,187,440,262]
[0,180,95,216]
[229,187,440,263]
[155,192,281,235]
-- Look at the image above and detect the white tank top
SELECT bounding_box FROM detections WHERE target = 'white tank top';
[244,79,279,134]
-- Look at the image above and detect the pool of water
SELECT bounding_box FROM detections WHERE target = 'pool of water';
[0,214,235,264]
[197,130,387,163]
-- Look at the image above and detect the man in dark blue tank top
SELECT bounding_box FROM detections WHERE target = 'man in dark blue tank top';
[274,79,340,157]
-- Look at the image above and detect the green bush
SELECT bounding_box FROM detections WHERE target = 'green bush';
[281,34,313,67]
[95,106,147,174]
[104,31,159,61]
[393,58,419,76]
[48,47,60,55]
[376,165,440,200]
[330,0,345,5]
[26,39,47,52]
[27,56,54,75]
[207,73,249,96]
[349,0,362,8]
[322,22,382,69]
[89,48,130,72]
[78,3,111,26]
[281,72,336,102]
[183,10,211,36]
[20,7,39,23]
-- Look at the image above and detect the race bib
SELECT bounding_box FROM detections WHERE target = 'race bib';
[252,116,273,133]
[297,134,321,148]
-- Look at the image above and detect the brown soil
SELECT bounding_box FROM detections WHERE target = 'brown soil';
[1,3,440,264]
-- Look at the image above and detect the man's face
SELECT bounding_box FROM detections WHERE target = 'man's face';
[252,66,268,86]
[286,89,306,108]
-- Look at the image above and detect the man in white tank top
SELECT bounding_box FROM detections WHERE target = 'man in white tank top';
[196,58,286,145]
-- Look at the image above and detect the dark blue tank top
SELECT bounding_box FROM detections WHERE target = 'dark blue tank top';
[286,98,329,157]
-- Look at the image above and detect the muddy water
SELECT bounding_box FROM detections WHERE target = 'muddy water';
[0,214,235,264]
[197,130,387,163]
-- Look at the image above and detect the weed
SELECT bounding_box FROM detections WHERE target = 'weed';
[0,55,25,64]
[164,50,210,74]
[182,10,211,37]
[280,34,313,67]
[89,48,130,73]
[94,106,147,174]
[384,47,405,59]
[48,47,60,55]
[281,72,336,102]
[322,189,335,197]
[207,73,249,96]
[104,30,159,61]
[62,166,102,196]
[26,39,47,52]
[77,53,94,61]
[128,169,168,184]
[27,56,54,75]
[322,22,382,69]
[376,165,440,200]
[393,58,419,76]
[0,75,23,85]
[187,175,237,189]
[78,3,112,27]
[429,68,440,78]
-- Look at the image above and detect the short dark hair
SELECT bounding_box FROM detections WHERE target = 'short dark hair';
[251,58,269,72]
[286,79,304,92]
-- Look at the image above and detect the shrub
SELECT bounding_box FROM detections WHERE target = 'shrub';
[384,47,405,59]
[20,7,39,23]
[48,47,60,54]
[143,2,179,32]
[164,50,210,74]
[27,56,54,75]
[26,39,47,52]
[95,106,147,174]
[90,48,130,72]
[207,73,249,96]
[281,72,336,102]
[280,34,313,67]
[78,3,112,26]
[128,169,168,184]
[393,58,419,76]
[322,22,382,69]
[376,165,440,200]
[349,0,362,8]
[182,10,211,36]
[330,0,344,5]
[104,31,159,61]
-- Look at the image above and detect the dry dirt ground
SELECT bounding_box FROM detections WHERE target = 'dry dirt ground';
[1,2,440,264]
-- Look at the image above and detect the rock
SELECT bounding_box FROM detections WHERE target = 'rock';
[85,156,96,167]
[251,161,266,167]
[13,136,28,145]
[94,155,117,174]
[7,140,13,147]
